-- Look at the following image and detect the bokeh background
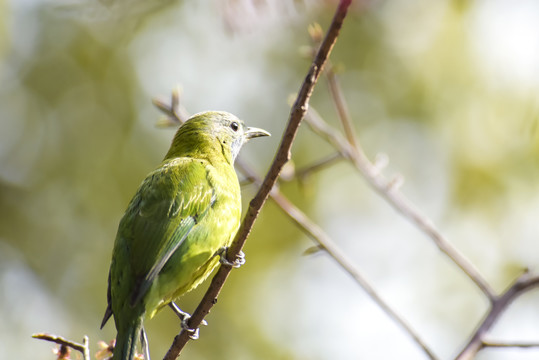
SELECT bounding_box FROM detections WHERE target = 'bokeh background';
[2,0,539,359]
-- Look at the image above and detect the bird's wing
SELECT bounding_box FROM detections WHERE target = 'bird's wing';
[119,158,215,307]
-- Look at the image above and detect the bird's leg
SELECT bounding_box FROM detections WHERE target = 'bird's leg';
[169,301,190,321]
[168,302,207,340]
[217,247,246,268]
[140,326,150,360]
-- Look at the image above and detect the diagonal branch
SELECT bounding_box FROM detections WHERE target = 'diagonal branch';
[238,164,438,360]
[303,109,497,301]
[163,1,353,358]
[303,107,539,359]
[311,51,500,301]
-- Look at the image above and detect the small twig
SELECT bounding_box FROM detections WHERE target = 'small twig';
[153,86,189,127]
[482,340,539,349]
[294,152,343,182]
[163,1,352,358]
[33,333,90,360]
[308,23,358,151]
[304,108,497,301]
[326,63,359,150]
[454,272,539,360]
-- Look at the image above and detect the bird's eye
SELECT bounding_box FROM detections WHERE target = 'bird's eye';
[230,122,239,132]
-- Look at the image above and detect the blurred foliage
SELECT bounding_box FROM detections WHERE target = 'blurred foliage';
[1,0,539,359]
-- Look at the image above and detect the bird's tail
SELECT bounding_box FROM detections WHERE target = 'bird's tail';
[113,316,143,360]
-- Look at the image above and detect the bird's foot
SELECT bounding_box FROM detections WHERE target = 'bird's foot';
[168,302,207,340]
[183,320,200,340]
[217,247,246,268]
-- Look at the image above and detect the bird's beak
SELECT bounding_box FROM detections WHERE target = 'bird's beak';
[245,127,271,140]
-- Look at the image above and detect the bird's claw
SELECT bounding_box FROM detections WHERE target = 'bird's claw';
[169,302,206,340]
[218,247,246,268]
[183,319,200,340]
[181,315,207,340]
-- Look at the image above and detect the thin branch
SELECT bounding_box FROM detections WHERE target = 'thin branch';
[294,152,343,182]
[33,333,90,360]
[163,1,352,358]
[303,107,539,359]
[310,60,539,360]
[238,164,438,360]
[482,340,539,349]
[454,272,539,360]
[326,64,359,150]
[153,85,189,127]
[303,108,497,301]
[309,60,498,300]
[308,23,358,151]
[280,152,343,182]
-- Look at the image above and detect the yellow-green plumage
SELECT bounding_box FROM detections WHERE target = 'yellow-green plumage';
[101,111,269,360]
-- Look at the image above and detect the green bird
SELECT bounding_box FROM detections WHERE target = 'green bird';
[101,111,270,360]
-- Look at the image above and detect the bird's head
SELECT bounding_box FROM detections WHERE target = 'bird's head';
[165,111,270,164]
